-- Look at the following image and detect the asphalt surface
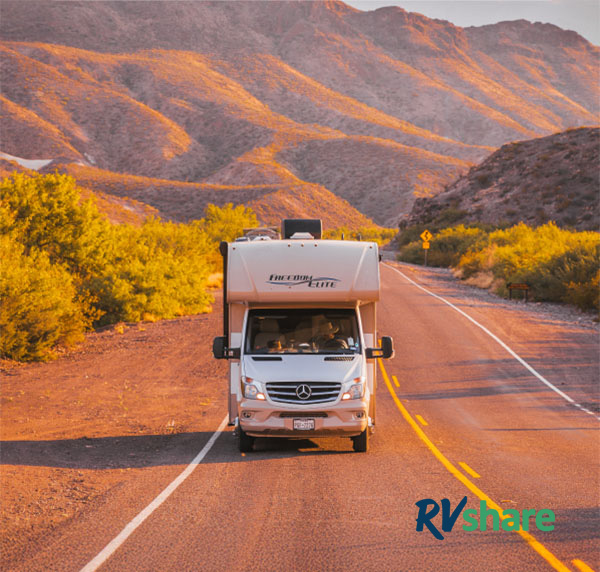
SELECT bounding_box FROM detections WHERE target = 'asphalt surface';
[12,263,599,572]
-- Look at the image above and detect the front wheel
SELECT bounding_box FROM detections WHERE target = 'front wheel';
[238,425,255,453]
[352,428,369,453]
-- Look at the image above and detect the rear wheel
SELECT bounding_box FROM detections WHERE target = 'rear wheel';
[238,425,255,453]
[352,428,369,453]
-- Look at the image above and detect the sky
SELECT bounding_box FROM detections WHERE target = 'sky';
[344,1,600,45]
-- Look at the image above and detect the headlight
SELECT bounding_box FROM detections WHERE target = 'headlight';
[342,377,365,400]
[242,377,266,400]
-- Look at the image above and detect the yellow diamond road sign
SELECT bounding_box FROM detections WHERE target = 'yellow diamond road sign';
[420,229,432,242]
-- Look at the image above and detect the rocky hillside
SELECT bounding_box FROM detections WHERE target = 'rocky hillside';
[409,127,599,231]
[47,163,376,229]
[1,1,598,226]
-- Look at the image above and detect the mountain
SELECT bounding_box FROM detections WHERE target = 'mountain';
[46,163,376,229]
[0,1,598,226]
[408,127,599,231]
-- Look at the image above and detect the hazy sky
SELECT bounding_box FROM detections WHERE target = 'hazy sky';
[344,1,600,45]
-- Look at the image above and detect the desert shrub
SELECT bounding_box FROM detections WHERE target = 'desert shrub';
[324,226,396,246]
[0,174,259,360]
[199,202,258,244]
[426,225,488,267]
[0,234,90,361]
[395,224,430,247]
[90,219,214,325]
[193,202,258,269]
[533,242,600,310]
[397,225,488,267]
[564,269,599,311]
[0,172,110,276]
[458,246,495,279]
[476,173,491,187]
[396,220,599,312]
[395,240,425,264]
[485,223,589,276]
[456,222,600,310]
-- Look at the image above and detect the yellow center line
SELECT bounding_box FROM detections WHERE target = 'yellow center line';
[415,414,428,426]
[458,461,481,479]
[572,559,597,572]
[392,374,400,388]
[377,358,572,572]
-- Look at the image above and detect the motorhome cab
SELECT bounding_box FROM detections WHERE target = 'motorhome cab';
[213,219,394,453]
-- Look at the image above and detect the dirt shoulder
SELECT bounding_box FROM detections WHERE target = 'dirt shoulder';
[1,294,227,566]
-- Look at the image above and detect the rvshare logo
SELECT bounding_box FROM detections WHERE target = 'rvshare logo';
[415,497,555,540]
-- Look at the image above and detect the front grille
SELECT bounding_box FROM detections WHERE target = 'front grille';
[324,356,355,361]
[266,381,341,404]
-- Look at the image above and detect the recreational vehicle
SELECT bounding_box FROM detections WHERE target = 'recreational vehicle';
[213,219,393,452]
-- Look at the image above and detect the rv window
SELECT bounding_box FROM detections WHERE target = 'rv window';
[245,309,360,355]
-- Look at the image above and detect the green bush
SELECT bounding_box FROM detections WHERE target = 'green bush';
[0,234,90,361]
[395,224,430,247]
[427,225,488,267]
[456,222,600,310]
[0,172,110,276]
[324,226,396,246]
[564,269,599,311]
[395,240,427,265]
[0,174,259,360]
[200,202,258,244]
[91,219,214,325]
[397,225,488,267]
[396,220,599,312]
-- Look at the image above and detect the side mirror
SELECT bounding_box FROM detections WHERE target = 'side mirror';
[212,336,241,360]
[381,336,394,359]
[366,336,394,359]
[213,336,226,359]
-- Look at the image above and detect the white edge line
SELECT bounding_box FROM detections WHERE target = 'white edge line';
[80,414,230,572]
[384,263,600,421]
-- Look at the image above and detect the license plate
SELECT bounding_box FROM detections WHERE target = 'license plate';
[293,418,315,431]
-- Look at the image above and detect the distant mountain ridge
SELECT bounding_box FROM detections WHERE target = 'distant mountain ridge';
[409,127,599,231]
[0,1,598,226]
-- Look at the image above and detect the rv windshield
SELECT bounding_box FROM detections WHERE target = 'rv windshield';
[245,309,361,355]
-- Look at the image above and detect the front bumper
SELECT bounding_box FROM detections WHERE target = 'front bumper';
[239,398,369,438]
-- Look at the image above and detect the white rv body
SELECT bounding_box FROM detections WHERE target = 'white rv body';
[215,233,392,452]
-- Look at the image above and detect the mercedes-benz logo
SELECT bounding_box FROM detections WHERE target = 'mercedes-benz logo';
[296,384,312,400]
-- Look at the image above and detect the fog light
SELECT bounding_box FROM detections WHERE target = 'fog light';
[356,411,365,419]
[242,411,253,419]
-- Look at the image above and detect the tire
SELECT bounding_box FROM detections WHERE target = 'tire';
[238,425,255,453]
[352,428,368,453]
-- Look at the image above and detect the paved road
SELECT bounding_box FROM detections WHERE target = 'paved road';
[14,264,599,572]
